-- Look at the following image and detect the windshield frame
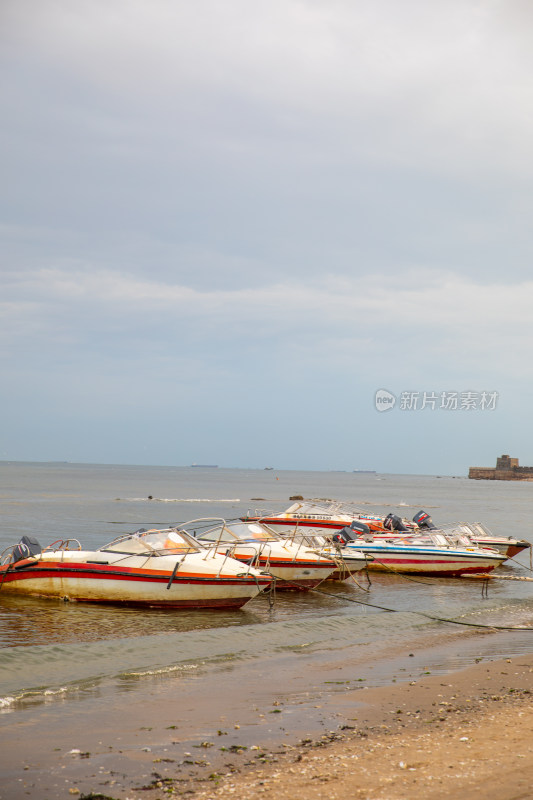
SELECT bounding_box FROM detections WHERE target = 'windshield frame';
[100,527,203,556]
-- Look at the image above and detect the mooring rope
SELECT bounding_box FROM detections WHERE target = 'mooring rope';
[306,583,533,632]
[271,569,533,632]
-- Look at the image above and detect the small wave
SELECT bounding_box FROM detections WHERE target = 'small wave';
[115,498,241,503]
[43,686,69,697]
[0,685,69,713]
[119,663,200,680]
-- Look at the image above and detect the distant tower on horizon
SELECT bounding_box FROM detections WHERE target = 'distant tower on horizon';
[495,454,519,470]
[469,454,533,480]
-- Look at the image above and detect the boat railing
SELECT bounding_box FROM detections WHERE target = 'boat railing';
[179,517,238,556]
[0,538,81,566]
[279,529,358,565]
[426,529,482,549]
[244,508,276,521]
[289,500,368,517]
[222,542,272,570]
[168,518,278,578]
[429,523,487,548]
[42,539,82,552]
[278,527,329,552]
[0,545,18,565]
[178,517,228,538]
[282,534,314,560]
[460,521,496,538]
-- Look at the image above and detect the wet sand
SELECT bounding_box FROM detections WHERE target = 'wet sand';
[193,655,533,800]
[2,652,533,799]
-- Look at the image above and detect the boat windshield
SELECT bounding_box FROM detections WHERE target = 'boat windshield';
[283,531,328,547]
[458,521,492,538]
[198,522,275,544]
[282,502,363,520]
[101,528,200,555]
[424,531,477,548]
[434,525,482,548]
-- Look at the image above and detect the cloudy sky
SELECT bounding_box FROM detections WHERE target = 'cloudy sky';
[2,0,533,474]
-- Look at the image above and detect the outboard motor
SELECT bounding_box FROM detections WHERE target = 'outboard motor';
[332,520,370,544]
[332,527,352,545]
[383,513,409,532]
[349,520,370,537]
[12,535,41,563]
[413,510,437,530]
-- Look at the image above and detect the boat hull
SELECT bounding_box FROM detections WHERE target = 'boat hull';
[0,559,270,609]
[345,531,530,560]
[249,515,392,536]
[341,545,505,576]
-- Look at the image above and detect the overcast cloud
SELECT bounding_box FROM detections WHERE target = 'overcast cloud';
[2,0,533,473]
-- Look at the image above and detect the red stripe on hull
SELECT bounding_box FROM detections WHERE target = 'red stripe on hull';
[367,559,497,576]
[0,563,270,588]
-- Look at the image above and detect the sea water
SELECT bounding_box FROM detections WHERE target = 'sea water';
[1,462,533,711]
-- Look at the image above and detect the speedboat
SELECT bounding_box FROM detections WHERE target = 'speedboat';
[244,502,389,535]
[358,511,530,560]
[326,525,506,576]
[410,513,530,559]
[245,502,530,561]
[187,519,339,589]
[0,528,272,609]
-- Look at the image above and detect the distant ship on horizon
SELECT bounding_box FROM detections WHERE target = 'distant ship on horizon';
[190,463,219,468]
[353,469,376,474]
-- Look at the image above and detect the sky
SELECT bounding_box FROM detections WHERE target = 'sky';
[2,0,533,474]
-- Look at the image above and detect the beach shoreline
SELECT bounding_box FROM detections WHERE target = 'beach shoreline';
[2,652,533,799]
[193,653,533,800]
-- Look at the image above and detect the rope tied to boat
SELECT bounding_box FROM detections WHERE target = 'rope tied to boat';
[307,584,533,632]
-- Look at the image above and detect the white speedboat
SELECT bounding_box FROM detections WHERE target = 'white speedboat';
[411,513,530,559]
[326,527,506,576]
[188,519,338,589]
[366,512,530,560]
[0,528,272,609]
[243,502,377,535]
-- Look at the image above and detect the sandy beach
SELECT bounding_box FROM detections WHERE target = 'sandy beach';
[193,655,533,800]
[3,652,533,800]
